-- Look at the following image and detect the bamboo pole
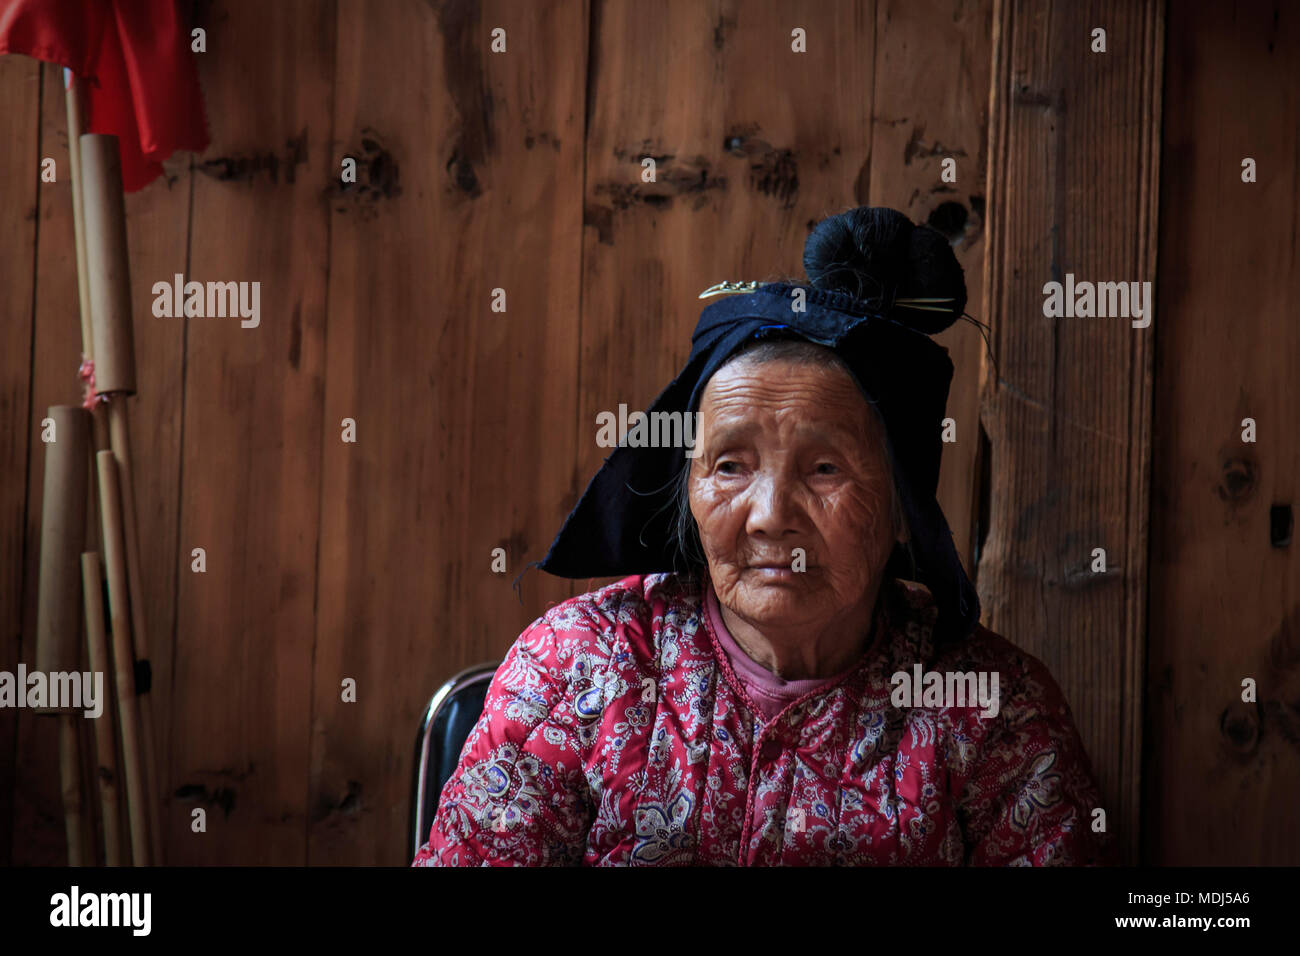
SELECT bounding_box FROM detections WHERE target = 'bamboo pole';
[33,405,92,865]
[82,551,123,866]
[34,406,90,684]
[58,717,86,865]
[80,135,136,396]
[64,71,93,371]
[96,451,149,866]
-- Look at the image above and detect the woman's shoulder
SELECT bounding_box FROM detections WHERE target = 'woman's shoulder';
[930,615,1079,725]
[529,571,706,652]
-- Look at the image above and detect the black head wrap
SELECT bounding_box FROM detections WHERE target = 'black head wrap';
[537,206,981,646]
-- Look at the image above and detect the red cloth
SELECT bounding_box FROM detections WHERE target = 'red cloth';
[0,0,209,191]
[414,573,1115,866]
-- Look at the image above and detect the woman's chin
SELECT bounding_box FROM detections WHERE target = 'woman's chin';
[733,578,823,621]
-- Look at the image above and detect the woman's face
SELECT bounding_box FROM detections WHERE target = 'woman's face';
[689,354,903,635]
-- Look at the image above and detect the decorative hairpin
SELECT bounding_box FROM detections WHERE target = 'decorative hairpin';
[698,280,955,312]
[893,298,958,312]
[698,280,763,299]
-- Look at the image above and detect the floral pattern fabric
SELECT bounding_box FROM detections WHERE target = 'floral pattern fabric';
[412,573,1113,866]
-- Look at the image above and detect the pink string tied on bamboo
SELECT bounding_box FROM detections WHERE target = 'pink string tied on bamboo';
[78,355,107,411]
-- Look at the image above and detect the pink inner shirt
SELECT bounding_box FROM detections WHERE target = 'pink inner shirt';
[704,581,867,723]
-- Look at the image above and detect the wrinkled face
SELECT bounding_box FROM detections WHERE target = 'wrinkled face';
[689,354,903,633]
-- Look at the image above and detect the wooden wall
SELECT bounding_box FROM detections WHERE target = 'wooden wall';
[980,0,1163,864]
[0,51,42,869]
[1145,0,1300,865]
[0,0,1294,866]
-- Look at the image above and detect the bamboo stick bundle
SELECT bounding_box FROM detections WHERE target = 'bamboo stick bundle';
[103,405,161,861]
[80,130,163,865]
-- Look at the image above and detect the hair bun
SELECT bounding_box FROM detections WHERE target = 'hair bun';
[802,206,966,334]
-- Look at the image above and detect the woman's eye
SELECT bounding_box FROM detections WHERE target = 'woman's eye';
[814,462,839,475]
[717,460,740,475]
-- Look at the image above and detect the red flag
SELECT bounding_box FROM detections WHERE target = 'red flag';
[0,0,209,191]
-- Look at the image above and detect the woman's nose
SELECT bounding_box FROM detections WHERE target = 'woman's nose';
[745,472,802,537]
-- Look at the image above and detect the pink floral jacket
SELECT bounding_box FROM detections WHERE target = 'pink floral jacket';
[413,572,1112,866]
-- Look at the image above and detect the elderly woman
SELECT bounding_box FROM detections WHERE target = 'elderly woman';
[413,206,1111,866]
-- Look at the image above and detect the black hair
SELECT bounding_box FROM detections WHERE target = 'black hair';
[803,205,966,334]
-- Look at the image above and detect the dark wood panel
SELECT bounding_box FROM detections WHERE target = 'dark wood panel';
[308,0,588,865]
[167,0,336,864]
[116,151,195,864]
[0,54,42,868]
[980,0,1163,863]
[113,151,195,865]
[1146,0,1300,865]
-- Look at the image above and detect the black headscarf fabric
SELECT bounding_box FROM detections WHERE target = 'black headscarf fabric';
[537,280,981,647]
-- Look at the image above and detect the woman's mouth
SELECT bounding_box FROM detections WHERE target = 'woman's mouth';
[746,562,803,582]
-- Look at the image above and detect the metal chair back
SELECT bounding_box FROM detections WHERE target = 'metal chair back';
[410,662,497,860]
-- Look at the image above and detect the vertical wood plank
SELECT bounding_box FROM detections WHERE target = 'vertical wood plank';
[980,0,1163,863]
[1145,0,1299,865]
[309,0,587,864]
[0,54,42,867]
[869,0,993,573]
[168,0,335,864]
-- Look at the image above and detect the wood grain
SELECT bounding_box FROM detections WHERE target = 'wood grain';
[0,53,42,868]
[167,0,335,864]
[981,0,1163,863]
[309,0,587,864]
[1145,0,1300,865]
[116,148,194,865]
